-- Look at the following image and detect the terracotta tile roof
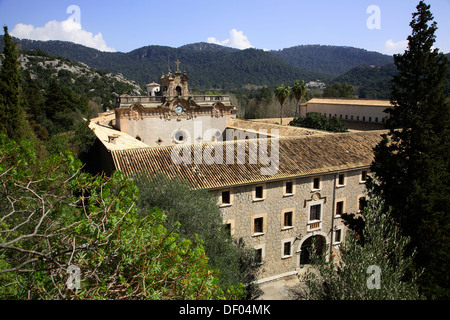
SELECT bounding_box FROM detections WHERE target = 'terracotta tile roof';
[307,98,392,107]
[111,130,387,190]
[229,119,329,137]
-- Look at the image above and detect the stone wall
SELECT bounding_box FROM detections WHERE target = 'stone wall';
[216,168,369,281]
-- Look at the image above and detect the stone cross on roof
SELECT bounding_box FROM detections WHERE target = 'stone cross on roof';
[175,59,181,72]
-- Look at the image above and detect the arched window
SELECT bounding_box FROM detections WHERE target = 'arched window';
[176,86,182,96]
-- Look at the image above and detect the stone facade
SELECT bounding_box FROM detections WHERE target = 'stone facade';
[114,60,237,147]
[215,168,369,281]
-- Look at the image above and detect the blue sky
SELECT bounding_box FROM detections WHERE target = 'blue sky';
[1,0,449,55]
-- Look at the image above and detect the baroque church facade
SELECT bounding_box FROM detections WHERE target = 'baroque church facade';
[114,59,236,147]
[89,61,387,283]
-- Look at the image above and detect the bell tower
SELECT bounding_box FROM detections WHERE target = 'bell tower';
[159,59,190,98]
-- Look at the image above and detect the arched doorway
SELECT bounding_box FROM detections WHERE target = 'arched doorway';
[299,235,326,267]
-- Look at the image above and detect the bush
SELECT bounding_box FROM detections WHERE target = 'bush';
[289,112,348,132]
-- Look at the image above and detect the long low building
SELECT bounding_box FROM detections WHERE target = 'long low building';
[301,97,393,124]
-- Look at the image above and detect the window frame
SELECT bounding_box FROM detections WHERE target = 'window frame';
[281,238,295,259]
[283,180,295,197]
[360,170,368,183]
[252,184,266,202]
[333,227,343,244]
[337,173,345,187]
[280,207,296,230]
[309,204,322,222]
[335,198,346,217]
[219,188,233,207]
[251,212,267,237]
[312,177,321,191]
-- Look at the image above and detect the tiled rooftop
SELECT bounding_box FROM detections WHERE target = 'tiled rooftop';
[111,130,387,190]
[307,98,392,107]
[229,119,329,137]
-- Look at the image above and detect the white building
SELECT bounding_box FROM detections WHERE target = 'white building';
[301,98,393,123]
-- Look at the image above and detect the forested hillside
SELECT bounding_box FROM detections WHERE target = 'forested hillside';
[271,45,394,76]
[1,37,325,90]
[0,47,144,150]
[2,37,448,98]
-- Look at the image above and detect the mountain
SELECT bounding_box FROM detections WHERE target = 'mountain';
[334,52,450,99]
[13,49,144,107]
[271,45,394,77]
[6,37,446,95]
[2,37,325,90]
[333,64,397,99]
[179,42,238,53]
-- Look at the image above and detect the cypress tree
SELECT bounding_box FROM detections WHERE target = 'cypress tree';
[371,1,450,299]
[0,26,27,140]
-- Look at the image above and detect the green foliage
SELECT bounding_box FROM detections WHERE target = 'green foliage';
[371,1,450,299]
[289,112,348,132]
[1,38,326,90]
[0,134,229,300]
[334,64,398,99]
[323,82,355,98]
[0,27,29,140]
[272,45,393,77]
[294,190,422,300]
[133,172,261,299]
[274,85,290,125]
[291,80,307,117]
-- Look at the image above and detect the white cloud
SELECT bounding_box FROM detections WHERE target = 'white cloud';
[383,39,408,54]
[207,29,254,50]
[11,18,116,52]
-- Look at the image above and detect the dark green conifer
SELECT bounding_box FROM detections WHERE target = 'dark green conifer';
[0,26,28,140]
[371,1,450,299]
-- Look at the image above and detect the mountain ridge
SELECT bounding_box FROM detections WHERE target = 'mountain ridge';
[1,36,427,93]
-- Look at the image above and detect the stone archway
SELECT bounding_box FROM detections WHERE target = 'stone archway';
[297,233,328,267]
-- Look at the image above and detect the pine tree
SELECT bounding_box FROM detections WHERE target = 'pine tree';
[294,190,422,300]
[0,26,28,140]
[371,1,450,299]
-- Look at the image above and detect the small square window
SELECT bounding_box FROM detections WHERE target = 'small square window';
[255,186,263,199]
[254,217,264,234]
[361,170,367,182]
[336,201,344,216]
[313,177,320,190]
[285,181,293,194]
[284,211,293,227]
[359,197,367,212]
[338,174,345,186]
[222,190,230,205]
[255,248,263,264]
[335,229,342,243]
[283,242,291,257]
[310,204,321,221]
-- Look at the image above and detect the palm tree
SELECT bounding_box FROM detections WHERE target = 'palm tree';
[292,80,307,118]
[274,85,290,125]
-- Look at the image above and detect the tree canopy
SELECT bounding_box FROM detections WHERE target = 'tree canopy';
[370,1,450,299]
